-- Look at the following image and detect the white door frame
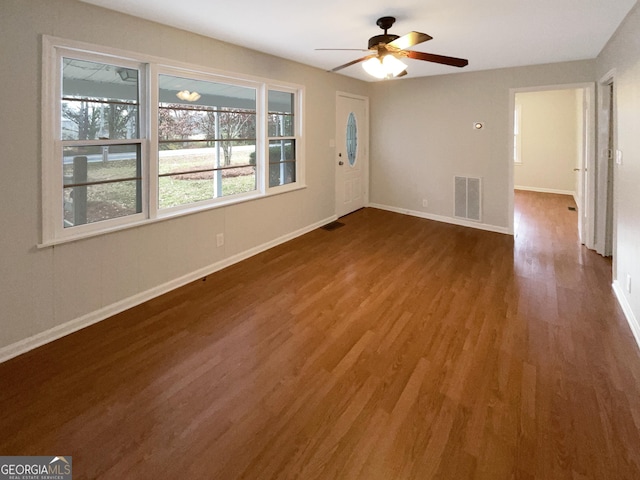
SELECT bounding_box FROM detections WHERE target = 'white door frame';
[595,70,617,262]
[335,91,369,217]
[508,82,596,250]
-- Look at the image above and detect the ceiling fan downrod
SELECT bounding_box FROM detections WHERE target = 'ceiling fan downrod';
[369,17,400,49]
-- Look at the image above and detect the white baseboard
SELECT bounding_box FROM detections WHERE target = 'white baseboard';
[0,215,337,364]
[514,185,575,196]
[612,280,640,351]
[368,203,510,235]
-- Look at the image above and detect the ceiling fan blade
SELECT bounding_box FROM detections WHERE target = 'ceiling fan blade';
[387,32,432,50]
[330,54,376,72]
[406,50,468,67]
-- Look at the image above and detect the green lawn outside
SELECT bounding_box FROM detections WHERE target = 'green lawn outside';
[64,146,256,225]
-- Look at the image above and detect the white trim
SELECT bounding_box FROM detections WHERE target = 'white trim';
[508,90,515,235]
[513,103,522,164]
[1,214,337,364]
[613,281,640,351]
[41,35,58,243]
[38,184,307,248]
[514,185,576,196]
[583,85,597,251]
[594,70,617,259]
[43,35,300,88]
[368,203,510,235]
[46,46,148,242]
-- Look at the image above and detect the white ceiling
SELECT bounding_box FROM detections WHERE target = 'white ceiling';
[79,0,636,82]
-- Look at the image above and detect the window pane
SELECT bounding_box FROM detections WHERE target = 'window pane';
[62,58,139,140]
[63,144,140,185]
[64,180,141,228]
[158,74,258,209]
[159,143,216,176]
[268,139,295,162]
[269,139,296,187]
[159,165,256,209]
[159,141,255,175]
[158,106,256,142]
[346,112,358,166]
[222,166,257,196]
[268,90,293,113]
[62,144,142,228]
[269,162,296,188]
[159,74,256,110]
[268,90,294,137]
[158,139,257,208]
[268,114,294,137]
[159,174,215,209]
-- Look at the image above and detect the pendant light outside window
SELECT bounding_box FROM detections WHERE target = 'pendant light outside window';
[176,90,201,102]
[362,55,407,79]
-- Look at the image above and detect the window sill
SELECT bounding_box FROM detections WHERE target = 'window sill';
[38,183,307,248]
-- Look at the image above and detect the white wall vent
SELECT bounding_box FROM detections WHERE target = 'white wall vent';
[454,176,482,222]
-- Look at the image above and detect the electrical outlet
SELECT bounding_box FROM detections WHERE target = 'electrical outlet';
[216,233,224,247]
[422,199,428,208]
[627,273,632,293]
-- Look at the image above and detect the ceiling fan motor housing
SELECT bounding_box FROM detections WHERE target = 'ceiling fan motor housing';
[369,16,399,50]
[368,34,399,50]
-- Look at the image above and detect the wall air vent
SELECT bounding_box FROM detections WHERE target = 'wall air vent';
[454,176,482,222]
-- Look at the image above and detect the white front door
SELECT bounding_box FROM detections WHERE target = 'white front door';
[336,93,368,218]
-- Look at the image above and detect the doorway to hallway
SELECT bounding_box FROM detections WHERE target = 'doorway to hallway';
[509,83,595,250]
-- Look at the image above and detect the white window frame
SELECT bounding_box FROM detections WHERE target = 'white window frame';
[41,36,305,246]
[42,38,149,243]
[155,66,265,217]
[265,85,305,192]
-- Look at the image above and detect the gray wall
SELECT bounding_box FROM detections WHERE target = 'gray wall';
[0,0,367,353]
[597,2,640,339]
[368,60,594,229]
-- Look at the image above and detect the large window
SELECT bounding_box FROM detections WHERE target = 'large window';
[42,37,304,245]
[158,74,257,210]
[60,56,144,231]
[268,90,296,187]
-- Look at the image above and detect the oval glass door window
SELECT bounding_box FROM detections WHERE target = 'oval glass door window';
[346,112,358,166]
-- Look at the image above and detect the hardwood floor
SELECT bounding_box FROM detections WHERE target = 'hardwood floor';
[2,191,640,479]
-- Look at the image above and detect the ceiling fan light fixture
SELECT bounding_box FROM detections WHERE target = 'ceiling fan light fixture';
[362,55,407,79]
[383,54,408,77]
[327,16,467,77]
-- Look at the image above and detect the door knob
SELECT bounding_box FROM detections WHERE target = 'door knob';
[573,168,581,171]
[339,161,344,166]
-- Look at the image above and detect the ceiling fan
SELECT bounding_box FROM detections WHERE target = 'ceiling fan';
[320,16,468,79]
